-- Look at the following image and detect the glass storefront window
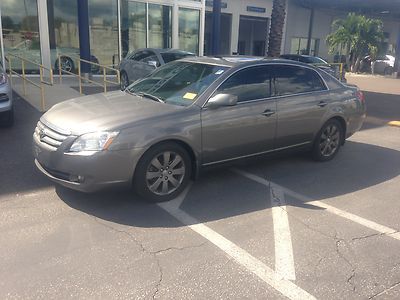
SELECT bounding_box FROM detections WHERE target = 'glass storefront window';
[47,0,79,73]
[179,8,200,54]
[121,0,147,58]
[88,0,119,68]
[1,0,41,72]
[290,37,319,56]
[148,4,172,49]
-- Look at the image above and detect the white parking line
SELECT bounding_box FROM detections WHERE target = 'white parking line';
[233,169,400,241]
[158,185,316,300]
[270,183,296,280]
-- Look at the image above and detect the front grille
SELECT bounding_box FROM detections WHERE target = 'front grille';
[34,121,70,150]
[0,93,8,102]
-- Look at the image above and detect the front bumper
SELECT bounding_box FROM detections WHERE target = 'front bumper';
[0,83,12,113]
[33,133,145,192]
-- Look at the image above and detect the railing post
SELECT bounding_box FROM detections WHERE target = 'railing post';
[103,67,107,93]
[78,58,83,95]
[8,57,13,86]
[40,66,45,111]
[22,60,26,96]
[117,70,120,85]
[58,55,62,84]
[50,68,54,85]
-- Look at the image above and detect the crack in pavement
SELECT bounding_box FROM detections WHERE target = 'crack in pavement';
[284,210,360,296]
[369,281,400,299]
[351,231,400,242]
[90,216,207,299]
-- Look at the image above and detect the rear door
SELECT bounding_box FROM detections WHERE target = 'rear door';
[273,64,330,149]
[201,65,277,164]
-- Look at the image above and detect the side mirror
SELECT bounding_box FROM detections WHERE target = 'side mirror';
[206,93,238,109]
[147,61,158,68]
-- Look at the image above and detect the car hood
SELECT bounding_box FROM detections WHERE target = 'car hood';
[41,91,182,135]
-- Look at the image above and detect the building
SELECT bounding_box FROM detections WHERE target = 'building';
[1,0,399,71]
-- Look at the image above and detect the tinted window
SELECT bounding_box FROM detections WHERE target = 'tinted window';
[274,65,326,96]
[161,52,194,63]
[216,66,272,103]
[318,69,343,90]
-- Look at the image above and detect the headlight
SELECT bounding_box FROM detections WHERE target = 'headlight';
[69,131,119,153]
[0,73,7,85]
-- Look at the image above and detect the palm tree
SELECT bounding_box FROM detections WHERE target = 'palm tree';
[327,13,384,73]
[267,0,286,57]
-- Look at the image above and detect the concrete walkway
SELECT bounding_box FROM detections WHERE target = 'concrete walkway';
[346,73,400,95]
[11,75,119,112]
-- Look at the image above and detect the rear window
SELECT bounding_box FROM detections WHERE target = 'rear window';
[274,65,327,96]
[161,52,194,63]
[318,69,343,90]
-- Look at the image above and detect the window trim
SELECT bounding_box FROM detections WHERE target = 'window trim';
[202,62,329,108]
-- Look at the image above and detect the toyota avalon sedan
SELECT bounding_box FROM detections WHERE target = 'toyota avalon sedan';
[33,57,366,202]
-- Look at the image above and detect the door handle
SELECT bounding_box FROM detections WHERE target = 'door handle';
[317,101,328,107]
[262,109,275,117]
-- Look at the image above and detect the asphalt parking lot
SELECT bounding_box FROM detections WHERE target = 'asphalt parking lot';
[1,87,399,299]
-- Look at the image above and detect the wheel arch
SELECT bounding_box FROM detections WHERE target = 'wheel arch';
[133,138,200,184]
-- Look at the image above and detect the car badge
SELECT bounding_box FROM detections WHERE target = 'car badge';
[39,129,46,141]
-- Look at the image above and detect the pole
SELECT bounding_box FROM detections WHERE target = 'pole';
[0,4,5,69]
[77,0,91,76]
[211,0,221,55]
[306,7,314,55]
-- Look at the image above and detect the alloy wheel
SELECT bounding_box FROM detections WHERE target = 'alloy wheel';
[145,151,186,196]
[319,124,340,157]
[60,57,73,72]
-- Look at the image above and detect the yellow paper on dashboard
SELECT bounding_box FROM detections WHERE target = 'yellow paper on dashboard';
[183,92,197,100]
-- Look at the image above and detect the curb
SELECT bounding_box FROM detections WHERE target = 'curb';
[388,121,400,127]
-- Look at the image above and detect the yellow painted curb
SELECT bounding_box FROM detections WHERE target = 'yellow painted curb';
[388,121,400,127]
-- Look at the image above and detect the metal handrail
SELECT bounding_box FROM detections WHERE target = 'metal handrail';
[57,54,120,94]
[6,53,54,111]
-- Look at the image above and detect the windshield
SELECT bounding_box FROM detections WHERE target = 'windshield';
[161,52,194,63]
[303,56,328,64]
[127,61,229,106]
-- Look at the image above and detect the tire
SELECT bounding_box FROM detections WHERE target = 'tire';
[384,66,393,76]
[312,119,343,162]
[0,107,14,127]
[55,57,75,73]
[134,142,192,202]
[120,71,129,90]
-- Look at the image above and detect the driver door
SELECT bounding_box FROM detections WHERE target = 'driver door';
[201,65,277,165]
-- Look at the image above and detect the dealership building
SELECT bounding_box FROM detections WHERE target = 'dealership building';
[0,0,399,71]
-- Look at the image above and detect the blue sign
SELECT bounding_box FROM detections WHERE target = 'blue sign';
[206,1,228,9]
[246,6,266,13]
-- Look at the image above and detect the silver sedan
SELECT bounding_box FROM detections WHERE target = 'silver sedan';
[33,57,366,202]
[0,63,13,127]
[119,48,195,90]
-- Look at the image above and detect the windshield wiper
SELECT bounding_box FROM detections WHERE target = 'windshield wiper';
[137,92,165,103]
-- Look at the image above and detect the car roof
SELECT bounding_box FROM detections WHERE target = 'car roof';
[179,55,320,69]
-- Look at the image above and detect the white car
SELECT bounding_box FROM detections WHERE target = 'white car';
[0,63,13,127]
[360,54,395,75]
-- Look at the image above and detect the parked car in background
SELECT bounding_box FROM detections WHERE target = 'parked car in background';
[0,62,13,127]
[6,40,99,73]
[280,54,346,82]
[359,54,395,75]
[119,48,195,90]
[33,57,366,202]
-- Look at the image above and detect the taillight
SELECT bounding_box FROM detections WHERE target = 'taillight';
[356,90,365,104]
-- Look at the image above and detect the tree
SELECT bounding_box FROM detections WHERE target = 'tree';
[267,0,286,57]
[327,13,384,73]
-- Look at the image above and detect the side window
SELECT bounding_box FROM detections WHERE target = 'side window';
[215,66,272,103]
[274,65,327,96]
